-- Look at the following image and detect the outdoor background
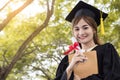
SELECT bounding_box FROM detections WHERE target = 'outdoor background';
[0,0,120,80]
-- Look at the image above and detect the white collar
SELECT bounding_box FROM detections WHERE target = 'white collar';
[81,44,97,52]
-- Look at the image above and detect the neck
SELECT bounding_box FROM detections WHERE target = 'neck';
[81,40,96,51]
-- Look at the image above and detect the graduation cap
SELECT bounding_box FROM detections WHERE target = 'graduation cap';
[65,1,108,35]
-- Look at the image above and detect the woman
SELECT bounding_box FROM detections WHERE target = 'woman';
[54,1,120,80]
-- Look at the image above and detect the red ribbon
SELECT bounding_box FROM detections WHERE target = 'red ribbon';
[64,42,79,55]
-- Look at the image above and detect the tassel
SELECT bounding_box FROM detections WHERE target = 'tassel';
[100,17,105,35]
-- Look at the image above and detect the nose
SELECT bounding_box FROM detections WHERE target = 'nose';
[78,29,85,35]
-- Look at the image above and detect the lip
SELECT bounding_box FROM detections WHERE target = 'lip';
[78,36,86,40]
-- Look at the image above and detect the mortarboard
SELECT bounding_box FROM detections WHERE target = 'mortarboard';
[65,1,108,26]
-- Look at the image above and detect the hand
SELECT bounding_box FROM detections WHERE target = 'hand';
[66,51,86,80]
[68,51,88,71]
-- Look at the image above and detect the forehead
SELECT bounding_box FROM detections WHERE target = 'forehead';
[73,18,89,27]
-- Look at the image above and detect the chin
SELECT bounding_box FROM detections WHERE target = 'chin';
[79,40,90,44]
[78,38,93,44]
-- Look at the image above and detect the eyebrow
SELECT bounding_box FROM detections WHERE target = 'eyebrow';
[74,24,88,28]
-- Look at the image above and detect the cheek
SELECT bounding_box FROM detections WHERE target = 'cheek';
[88,28,94,35]
[72,31,78,37]
[89,31,94,38]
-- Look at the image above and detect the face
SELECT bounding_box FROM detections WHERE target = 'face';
[73,18,95,44]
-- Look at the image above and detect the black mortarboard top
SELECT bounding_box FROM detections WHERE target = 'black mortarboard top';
[65,1,108,26]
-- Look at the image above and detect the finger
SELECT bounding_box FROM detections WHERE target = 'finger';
[74,51,80,57]
[77,51,84,56]
[79,56,88,63]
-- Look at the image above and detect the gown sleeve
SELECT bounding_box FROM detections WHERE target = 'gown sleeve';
[54,55,74,80]
[81,43,120,80]
[103,43,120,80]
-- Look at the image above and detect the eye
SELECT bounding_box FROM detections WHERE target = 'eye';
[75,28,79,31]
[83,27,88,29]
[74,27,79,31]
[83,25,89,30]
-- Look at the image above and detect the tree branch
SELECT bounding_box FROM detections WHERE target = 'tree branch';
[0,0,11,11]
[0,0,33,31]
[2,49,9,66]
[32,66,51,80]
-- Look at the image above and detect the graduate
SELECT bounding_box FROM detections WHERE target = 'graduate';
[54,1,120,80]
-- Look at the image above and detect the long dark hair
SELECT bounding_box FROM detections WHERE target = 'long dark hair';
[72,16,102,45]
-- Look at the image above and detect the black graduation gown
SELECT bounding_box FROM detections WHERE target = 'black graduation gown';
[54,43,120,80]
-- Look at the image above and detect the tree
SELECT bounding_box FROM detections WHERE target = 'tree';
[0,0,55,79]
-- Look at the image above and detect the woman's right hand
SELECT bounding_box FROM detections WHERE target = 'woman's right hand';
[68,51,88,71]
[66,51,87,80]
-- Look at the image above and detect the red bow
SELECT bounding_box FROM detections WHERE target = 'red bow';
[64,42,79,55]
